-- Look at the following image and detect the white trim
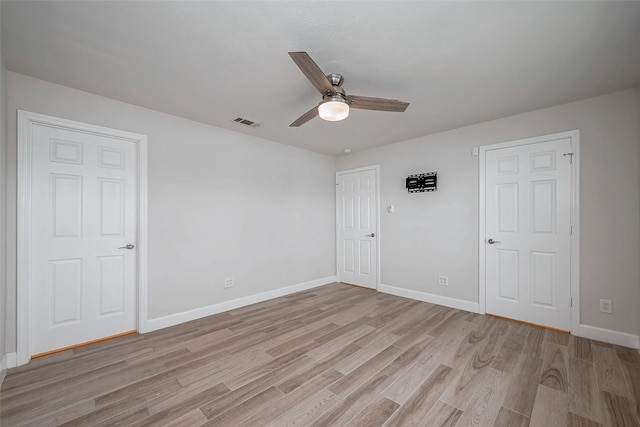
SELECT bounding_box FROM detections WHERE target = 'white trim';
[569,134,581,333]
[16,112,32,367]
[376,166,381,290]
[335,174,340,284]
[6,352,16,369]
[16,111,149,366]
[145,276,337,332]
[335,165,381,290]
[136,138,150,333]
[478,141,486,315]
[379,283,480,313]
[478,130,580,333]
[576,324,640,349]
[0,354,7,387]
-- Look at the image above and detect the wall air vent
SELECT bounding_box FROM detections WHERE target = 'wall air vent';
[233,117,260,127]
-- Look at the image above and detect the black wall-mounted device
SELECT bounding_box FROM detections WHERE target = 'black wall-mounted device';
[406,172,437,193]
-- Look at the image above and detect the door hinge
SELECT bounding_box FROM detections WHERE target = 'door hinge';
[570,225,573,235]
[570,297,573,307]
[563,152,574,164]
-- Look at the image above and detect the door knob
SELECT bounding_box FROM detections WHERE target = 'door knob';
[118,244,135,250]
[366,233,375,237]
[487,239,500,244]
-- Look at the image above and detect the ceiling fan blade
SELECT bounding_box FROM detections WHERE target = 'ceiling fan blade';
[290,105,319,127]
[289,52,335,95]
[347,95,409,112]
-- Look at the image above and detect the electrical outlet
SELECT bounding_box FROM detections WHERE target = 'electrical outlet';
[438,276,448,286]
[599,299,612,314]
[224,277,234,288]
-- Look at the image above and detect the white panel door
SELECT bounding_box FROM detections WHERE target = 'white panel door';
[485,137,571,330]
[31,124,137,355]
[337,168,378,289]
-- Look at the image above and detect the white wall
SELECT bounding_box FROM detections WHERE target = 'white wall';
[0,4,8,381]
[5,72,336,352]
[337,89,640,338]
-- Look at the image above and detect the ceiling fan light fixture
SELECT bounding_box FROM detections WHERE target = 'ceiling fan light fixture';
[318,98,349,121]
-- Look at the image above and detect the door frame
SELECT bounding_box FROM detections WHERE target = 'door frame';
[16,110,149,366]
[478,130,580,333]
[335,165,380,290]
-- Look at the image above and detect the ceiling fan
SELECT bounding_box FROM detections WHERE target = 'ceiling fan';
[288,52,410,127]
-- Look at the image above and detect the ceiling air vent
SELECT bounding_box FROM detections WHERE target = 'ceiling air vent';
[233,117,260,128]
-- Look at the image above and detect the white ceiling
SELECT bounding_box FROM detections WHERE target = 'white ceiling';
[2,1,640,156]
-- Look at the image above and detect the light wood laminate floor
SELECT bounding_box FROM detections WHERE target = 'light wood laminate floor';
[1,283,639,426]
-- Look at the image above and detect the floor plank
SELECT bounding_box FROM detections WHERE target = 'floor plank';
[384,364,454,426]
[530,384,569,427]
[539,342,569,392]
[503,354,544,417]
[569,357,604,424]
[439,349,495,410]
[454,367,510,426]
[162,408,207,427]
[328,345,403,397]
[567,412,603,427]
[570,336,593,362]
[264,388,338,427]
[600,391,640,427]
[616,346,640,419]
[202,386,284,426]
[309,374,390,426]
[591,344,632,399]
[237,369,342,427]
[494,406,531,427]
[492,329,526,373]
[275,343,361,394]
[382,338,454,405]
[140,381,230,425]
[344,396,399,426]
[524,327,546,359]
[419,400,462,427]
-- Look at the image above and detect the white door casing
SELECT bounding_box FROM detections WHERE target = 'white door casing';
[336,166,379,289]
[17,111,148,365]
[480,131,579,331]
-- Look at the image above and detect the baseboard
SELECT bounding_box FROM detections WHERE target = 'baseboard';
[575,324,640,349]
[0,354,6,387]
[144,276,337,333]
[379,283,480,314]
[6,352,17,369]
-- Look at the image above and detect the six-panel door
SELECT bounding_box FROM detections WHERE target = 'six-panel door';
[485,137,572,330]
[31,124,137,355]
[337,168,378,289]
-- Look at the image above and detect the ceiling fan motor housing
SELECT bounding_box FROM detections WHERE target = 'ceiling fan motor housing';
[322,74,347,105]
[327,73,344,87]
[322,84,347,104]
